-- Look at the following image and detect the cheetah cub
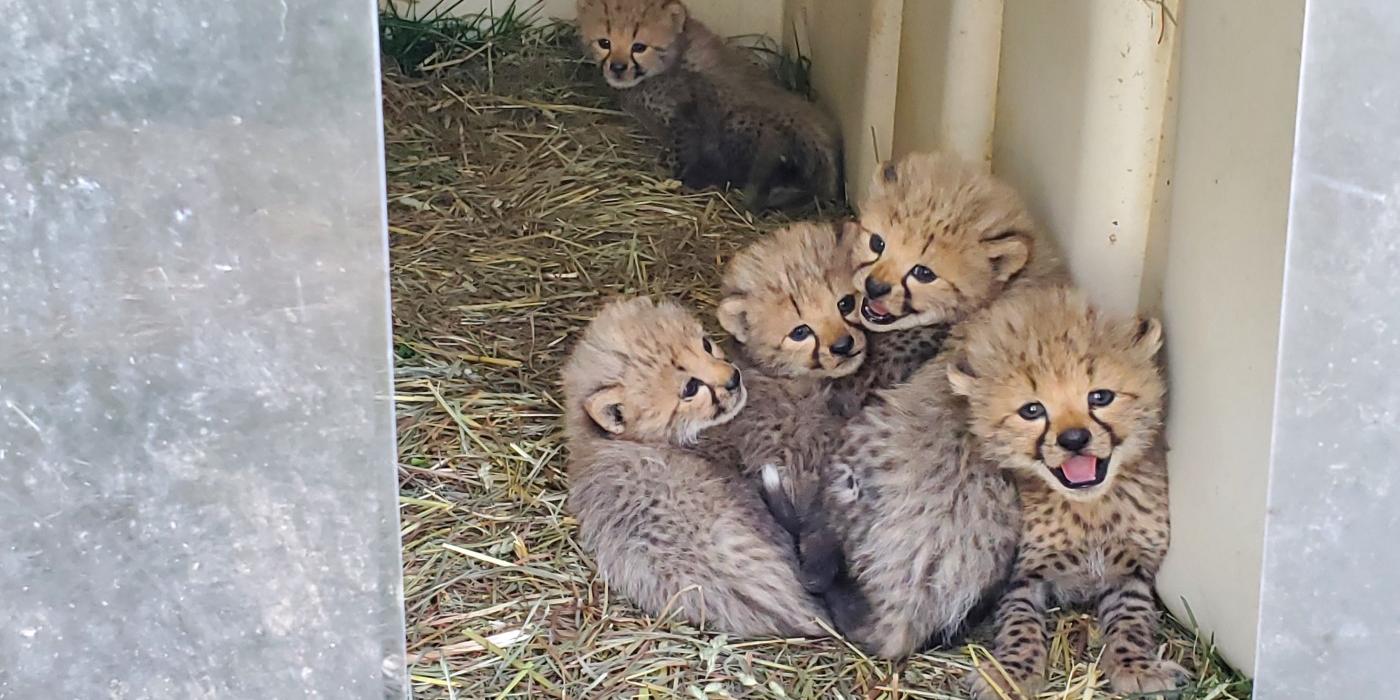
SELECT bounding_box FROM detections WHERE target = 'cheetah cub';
[563,297,831,637]
[802,154,1071,658]
[701,221,866,533]
[827,152,1069,416]
[851,151,1069,332]
[575,0,843,210]
[951,288,1187,699]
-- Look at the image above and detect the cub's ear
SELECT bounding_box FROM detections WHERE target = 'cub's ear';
[664,1,687,31]
[584,385,627,434]
[716,296,750,343]
[946,356,978,397]
[836,220,865,266]
[881,160,898,183]
[838,220,861,242]
[1130,317,1164,358]
[985,233,1030,282]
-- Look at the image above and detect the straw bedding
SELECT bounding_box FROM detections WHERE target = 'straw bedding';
[383,26,1250,700]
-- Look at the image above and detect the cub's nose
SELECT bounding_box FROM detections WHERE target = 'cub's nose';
[864,276,892,299]
[830,334,856,356]
[608,61,628,76]
[1056,428,1092,452]
[724,368,742,392]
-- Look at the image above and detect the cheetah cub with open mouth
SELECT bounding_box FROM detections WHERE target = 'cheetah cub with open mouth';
[826,152,1070,417]
[951,288,1187,699]
[563,297,830,637]
[800,152,1068,659]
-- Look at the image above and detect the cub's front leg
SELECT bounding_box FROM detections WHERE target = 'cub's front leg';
[1097,575,1188,696]
[967,575,1051,700]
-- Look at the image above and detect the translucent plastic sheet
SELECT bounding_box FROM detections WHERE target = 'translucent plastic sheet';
[0,1,406,697]
[1254,0,1400,695]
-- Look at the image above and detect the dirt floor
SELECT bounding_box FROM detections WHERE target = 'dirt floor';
[382,31,1250,700]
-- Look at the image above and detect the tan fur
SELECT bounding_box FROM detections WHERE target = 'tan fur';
[948,289,1186,699]
[825,321,950,417]
[808,354,1021,659]
[829,153,1066,415]
[563,297,831,637]
[575,0,843,210]
[575,0,692,88]
[705,223,867,540]
[799,156,1077,658]
[718,222,866,380]
[851,152,1068,333]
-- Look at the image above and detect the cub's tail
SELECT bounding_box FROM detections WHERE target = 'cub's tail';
[759,464,803,538]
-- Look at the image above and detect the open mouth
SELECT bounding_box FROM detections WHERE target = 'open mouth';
[861,298,899,326]
[1048,453,1110,490]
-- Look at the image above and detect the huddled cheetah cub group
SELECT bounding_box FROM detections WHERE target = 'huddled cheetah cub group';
[561,1,1185,696]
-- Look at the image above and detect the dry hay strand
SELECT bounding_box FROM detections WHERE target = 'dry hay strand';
[385,30,1250,700]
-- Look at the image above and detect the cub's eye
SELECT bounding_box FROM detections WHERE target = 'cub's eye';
[702,337,713,354]
[596,38,611,49]
[789,325,814,341]
[1088,389,1116,407]
[682,377,703,399]
[910,265,937,283]
[1017,401,1045,420]
[837,294,856,314]
[631,42,648,53]
[869,233,885,254]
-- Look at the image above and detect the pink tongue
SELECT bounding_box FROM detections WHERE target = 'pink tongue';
[867,299,891,316]
[1061,455,1099,484]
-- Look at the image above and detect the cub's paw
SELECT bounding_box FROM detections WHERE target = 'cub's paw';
[677,161,723,190]
[965,669,1039,700]
[1108,658,1189,696]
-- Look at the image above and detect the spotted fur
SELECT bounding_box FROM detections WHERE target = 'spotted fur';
[849,152,1068,333]
[828,153,1068,415]
[575,0,843,210]
[693,222,862,537]
[801,154,1072,658]
[948,288,1187,699]
[808,356,1021,658]
[827,304,950,417]
[563,297,831,637]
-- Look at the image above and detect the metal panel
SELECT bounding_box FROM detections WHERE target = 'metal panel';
[1254,0,1400,696]
[0,0,406,698]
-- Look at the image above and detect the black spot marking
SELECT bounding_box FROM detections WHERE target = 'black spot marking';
[981,229,1022,243]
[1089,412,1121,447]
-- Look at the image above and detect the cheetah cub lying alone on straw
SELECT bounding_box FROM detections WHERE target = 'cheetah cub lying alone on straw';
[575,0,843,210]
[803,152,1069,659]
[954,288,1186,699]
[562,297,830,637]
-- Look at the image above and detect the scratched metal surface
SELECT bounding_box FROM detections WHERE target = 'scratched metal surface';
[0,1,406,698]
[1253,0,1400,696]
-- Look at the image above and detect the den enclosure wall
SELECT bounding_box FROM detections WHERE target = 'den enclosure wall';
[434,0,1309,677]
